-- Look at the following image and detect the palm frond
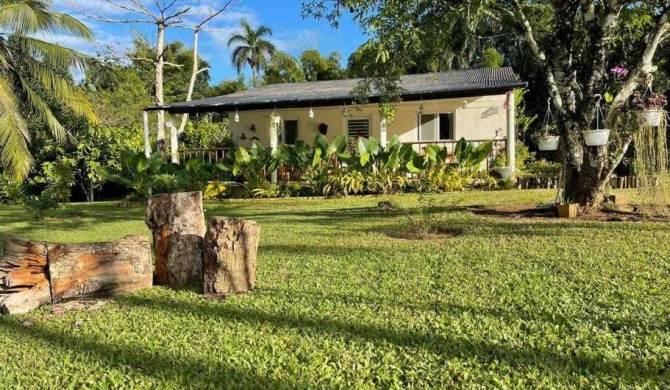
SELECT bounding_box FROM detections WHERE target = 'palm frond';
[0,74,31,180]
[0,2,40,34]
[20,56,96,126]
[18,36,89,73]
[227,33,248,47]
[17,74,65,140]
[255,25,273,38]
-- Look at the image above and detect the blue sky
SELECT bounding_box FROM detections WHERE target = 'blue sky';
[52,0,368,84]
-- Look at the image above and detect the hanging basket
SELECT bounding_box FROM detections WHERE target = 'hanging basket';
[641,109,663,126]
[583,129,610,146]
[537,135,560,151]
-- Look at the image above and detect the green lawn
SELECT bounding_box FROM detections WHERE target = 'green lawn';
[1,190,669,389]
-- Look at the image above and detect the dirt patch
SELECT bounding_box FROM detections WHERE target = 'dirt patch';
[469,204,670,222]
[385,227,464,241]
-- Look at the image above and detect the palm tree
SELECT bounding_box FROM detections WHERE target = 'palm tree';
[0,0,95,180]
[227,19,276,86]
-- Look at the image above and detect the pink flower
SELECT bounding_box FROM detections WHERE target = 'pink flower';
[610,66,629,78]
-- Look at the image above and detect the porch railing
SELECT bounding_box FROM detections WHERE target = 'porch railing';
[178,148,232,163]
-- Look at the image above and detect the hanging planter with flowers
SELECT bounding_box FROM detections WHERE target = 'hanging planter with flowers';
[534,98,560,151]
[631,90,667,127]
[583,94,611,146]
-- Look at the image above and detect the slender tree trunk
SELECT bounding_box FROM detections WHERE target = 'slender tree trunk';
[156,22,166,152]
[177,27,202,135]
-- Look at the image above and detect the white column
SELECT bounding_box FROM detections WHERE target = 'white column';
[270,115,280,183]
[380,117,388,147]
[168,113,179,164]
[142,110,151,158]
[506,91,516,179]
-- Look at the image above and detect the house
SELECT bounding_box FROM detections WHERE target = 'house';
[145,67,526,175]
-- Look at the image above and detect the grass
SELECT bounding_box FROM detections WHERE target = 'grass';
[1,189,669,389]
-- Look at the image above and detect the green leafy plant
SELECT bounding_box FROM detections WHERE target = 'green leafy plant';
[454,138,494,182]
[102,149,175,200]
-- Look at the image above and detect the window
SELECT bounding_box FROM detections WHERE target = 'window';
[347,118,370,139]
[283,120,299,145]
[419,113,454,141]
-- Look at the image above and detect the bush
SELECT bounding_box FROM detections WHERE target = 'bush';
[0,174,24,204]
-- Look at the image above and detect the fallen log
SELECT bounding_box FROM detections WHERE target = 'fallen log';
[0,235,153,315]
[0,236,51,315]
[203,217,260,296]
[48,236,153,302]
[146,191,206,287]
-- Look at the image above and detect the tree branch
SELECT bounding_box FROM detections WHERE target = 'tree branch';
[610,7,670,113]
[509,0,565,113]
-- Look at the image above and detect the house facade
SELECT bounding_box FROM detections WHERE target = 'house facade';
[232,94,509,149]
[146,67,526,174]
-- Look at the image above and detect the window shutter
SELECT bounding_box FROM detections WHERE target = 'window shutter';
[347,119,370,138]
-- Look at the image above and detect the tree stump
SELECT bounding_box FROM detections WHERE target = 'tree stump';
[48,236,153,302]
[145,191,206,287]
[0,236,51,315]
[203,217,260,296]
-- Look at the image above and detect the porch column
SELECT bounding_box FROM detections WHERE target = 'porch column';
[506,91,516,179]
[270,115,280,183]
[142,110,151,158]
[380,117,388,147]
[168,113,179,164]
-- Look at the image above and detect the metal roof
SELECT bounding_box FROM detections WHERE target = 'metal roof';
[148,67,526,114]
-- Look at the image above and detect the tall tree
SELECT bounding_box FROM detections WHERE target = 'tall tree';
[227,19,276,86]
[301,49,346,81]
[0,0,95,180]
[65,0,232,152]
[263,51,306,84]
[304,0,670,212]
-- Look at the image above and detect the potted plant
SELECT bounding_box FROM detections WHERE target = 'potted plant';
[631,91,667,126]
[583,94,611,146]
[583,128,611,146]
[534,124,560,151]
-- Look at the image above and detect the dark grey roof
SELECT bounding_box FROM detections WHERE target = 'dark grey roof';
[149,67,526,114]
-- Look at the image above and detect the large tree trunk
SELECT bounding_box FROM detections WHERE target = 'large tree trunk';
[0,236,51,315]
[203,217,260,296]
[145,192,206,287]
[563,141,613,212]
[48,236,153,302]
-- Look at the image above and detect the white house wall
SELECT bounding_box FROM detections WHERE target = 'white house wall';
[229,94,508,147]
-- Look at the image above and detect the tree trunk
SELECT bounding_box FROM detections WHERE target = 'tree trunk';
[563,142,612,212]
[155,22,166,152]
[177,27,202,135]
[0,236,51,315]
[145,192,206,287]
[47,236,153,302]
[203,217,260,296]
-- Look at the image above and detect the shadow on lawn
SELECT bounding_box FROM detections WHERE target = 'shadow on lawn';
[116,294,669,386]
[0,316,303,389]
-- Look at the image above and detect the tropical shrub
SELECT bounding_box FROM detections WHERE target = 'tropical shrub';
[527,160,562,178]
[454,138,494,182]
[0,174,24,204]
[418,165,463,193]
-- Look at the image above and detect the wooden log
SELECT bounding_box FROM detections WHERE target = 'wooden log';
[48,236,153,302]
[203,217,260,296]
[145,191,206,287]
[0,236,51,315]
